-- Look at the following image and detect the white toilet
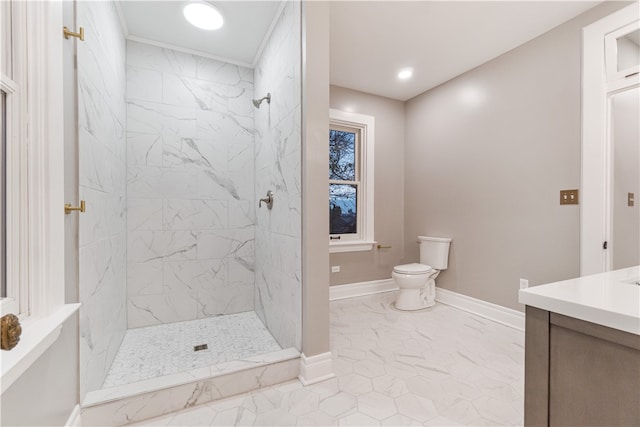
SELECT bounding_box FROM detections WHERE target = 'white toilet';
[393,236,451,311]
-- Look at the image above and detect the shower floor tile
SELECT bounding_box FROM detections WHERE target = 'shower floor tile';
[102,311,282,388]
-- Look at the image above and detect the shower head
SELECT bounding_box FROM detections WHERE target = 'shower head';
[252,93,271,109]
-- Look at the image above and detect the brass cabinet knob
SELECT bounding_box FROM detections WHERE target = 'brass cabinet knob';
[1,314,22,351]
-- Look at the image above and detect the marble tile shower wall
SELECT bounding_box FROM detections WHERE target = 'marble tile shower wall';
[254,1,302,349]
[125,41,256,328]
[77,1,128,398]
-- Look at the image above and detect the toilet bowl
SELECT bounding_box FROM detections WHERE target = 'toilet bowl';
[393,236,451,311]
[393,263,439,310]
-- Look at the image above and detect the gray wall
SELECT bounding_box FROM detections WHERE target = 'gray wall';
[404,2,629,311]
[1,314,79,426]
[329,86,405,286]
[302,0,330,358]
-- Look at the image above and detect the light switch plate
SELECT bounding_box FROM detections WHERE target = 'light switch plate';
[560,189,579,205]
[629,192,635,207]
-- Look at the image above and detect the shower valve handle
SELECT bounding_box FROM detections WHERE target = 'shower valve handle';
[259,191,274,210]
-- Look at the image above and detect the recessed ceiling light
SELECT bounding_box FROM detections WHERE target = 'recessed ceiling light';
[398,68,413,80]
[183,2,224,31]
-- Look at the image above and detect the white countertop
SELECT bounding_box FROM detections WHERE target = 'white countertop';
[518,266,640,335]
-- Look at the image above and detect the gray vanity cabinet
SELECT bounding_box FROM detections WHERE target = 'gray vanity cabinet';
[524,306,640,426]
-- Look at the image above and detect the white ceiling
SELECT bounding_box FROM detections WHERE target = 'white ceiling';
[330,1,602,101]
[118,1,602,100]
[117,1,283,67]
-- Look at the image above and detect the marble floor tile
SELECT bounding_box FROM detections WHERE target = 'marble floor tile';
[103,311,281,388]
[133,292,524,426]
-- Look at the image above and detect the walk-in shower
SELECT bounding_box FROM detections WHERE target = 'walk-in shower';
[76,1,302,420]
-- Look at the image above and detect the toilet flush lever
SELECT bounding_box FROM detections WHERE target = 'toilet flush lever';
[259,191,274,210]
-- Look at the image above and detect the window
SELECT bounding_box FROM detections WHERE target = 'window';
[1,0,27,318]
[329,109,375,253]
[1,0,78,395]
[0,1,9,302]
[1,89,7,300]
[329,126,358,235]
[0,0,68,320]
[1,72,25,317]
[1,0,68,320]
[604,21,640,87]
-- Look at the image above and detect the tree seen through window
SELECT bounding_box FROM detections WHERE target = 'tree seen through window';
[329,129,357,235]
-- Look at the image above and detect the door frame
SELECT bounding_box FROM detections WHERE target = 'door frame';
[581,3,640,276]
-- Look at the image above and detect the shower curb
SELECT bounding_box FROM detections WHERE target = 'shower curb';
[80,351,300,426]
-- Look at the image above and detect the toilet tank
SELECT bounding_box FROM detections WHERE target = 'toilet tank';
[418,236,452,270]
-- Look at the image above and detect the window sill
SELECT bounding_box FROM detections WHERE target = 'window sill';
[330,241,377,253]
[0,303,80,395]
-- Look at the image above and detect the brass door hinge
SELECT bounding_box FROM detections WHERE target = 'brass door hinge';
[63,26,84,41]
[65,200,86,214]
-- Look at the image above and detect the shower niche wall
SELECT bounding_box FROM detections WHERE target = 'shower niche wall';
[77,0,302,418]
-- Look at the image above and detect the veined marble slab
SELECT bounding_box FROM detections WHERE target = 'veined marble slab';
[253,0,302,351]
[81,348,300,426]
[125,40,258,329]
[77,0,128,399]
[519,265,640,335]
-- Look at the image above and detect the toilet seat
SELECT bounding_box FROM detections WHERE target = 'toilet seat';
[393,263,433,275]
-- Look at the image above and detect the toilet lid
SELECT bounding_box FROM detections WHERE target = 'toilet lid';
[393,263,433,275]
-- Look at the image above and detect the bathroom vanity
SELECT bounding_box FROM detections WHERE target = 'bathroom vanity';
[519,266,640,426]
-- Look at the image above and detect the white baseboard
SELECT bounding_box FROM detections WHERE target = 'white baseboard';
[436,287,525,331]
[329,279,397,301]
[298,352,335,386]
[328,278,524,331]
[64,404,81,427]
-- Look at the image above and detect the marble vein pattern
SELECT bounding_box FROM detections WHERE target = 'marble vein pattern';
[126,41,256,328]
[81,356,300,427]
[133,293,524,426]
[78,0,128,399]
[253,0,302,350]
[102,311,282,388]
